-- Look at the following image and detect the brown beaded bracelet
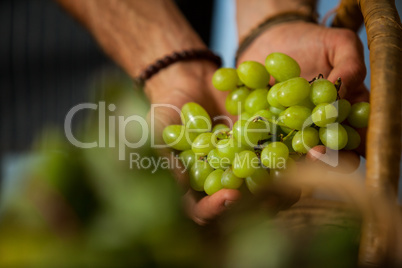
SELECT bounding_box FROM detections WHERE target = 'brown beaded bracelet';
[134,49,222,85]
[235,11,318,64]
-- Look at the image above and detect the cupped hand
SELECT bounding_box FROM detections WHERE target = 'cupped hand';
[238,21,369,158]
[144,61,241,225]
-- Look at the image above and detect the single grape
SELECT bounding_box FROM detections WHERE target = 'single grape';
[265,52,301,82]
[269,106,285,117]
[267,84,286,109]
[225,86,250,115]
[233,120,266,147]
[221,168,243,189]
[232,150,259,178]
[335,99,351,123]
[261,141,289,169]
[204,169,224,195]
[179,150,197,169]
[277,112,294,134]
[343,125,361,150]
[281,106,312,130]
[212,123,230,133]
[190,160,214,191]
[311,103,338,127]
[181,102,212,132]
[207,149,231,169]
[310,79,338,105]
[277,77,311,107]
[237,61,270,89]
[347,102,370,128]
[271,158,295,181]
[319,123,348,150]
[292,127,319,153]
[212,68,239,91]
[239,111,252,121]
[245,88,269,114]
[162,125,195,151]
[192,132,216,156]
[216,138,244,163]
[252,109,276,136]
[282,133,296,153]
[298,95,316,109]
[245,166,271,194]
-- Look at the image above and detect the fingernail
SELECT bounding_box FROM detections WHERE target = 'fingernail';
[224,200,237,209]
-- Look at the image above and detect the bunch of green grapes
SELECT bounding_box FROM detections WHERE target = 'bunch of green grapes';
[163,52,370,196]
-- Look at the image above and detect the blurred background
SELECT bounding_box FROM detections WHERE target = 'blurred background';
[0,0,401,266]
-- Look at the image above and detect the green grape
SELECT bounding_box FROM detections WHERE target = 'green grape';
[252,109,276,136]
[225,87,250,115]
[212,123,230,133]
[310,79,338,105]
[179,150,197,169]
[292,127,319,154]
[347,102,370,128]
[190,160,214,191]
[261,141,289,169]
[343,125,361,150]
[267,84,286,109]
[216,138,244,163]
[276,77,311,107]
[232,150,259,178]
[271,158,295,181]
[192,132,216,156]
[245,166,271,194]
[207,149,231,169]
[181,102,212,132]
[277,112,294,134]
[212,68,239,91]
[311,103,338,127]
[319,123,348,150]
[237,61,270,89]
[233,120,265,147]
[335,99,351,123]
[239,111,252,121]
[221,168,243,189]
[269,106,285,117]
[265,52,301,82]
[204,169,224,195]
[282,133,296,153]
[281,106,312,130]
[298,95,316,109]
[244,88,269,114]
[162,125,195,151]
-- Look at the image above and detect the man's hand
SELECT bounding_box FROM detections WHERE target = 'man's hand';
[237,21,369,103]
[146,61,243,226]
[238,21,369,157]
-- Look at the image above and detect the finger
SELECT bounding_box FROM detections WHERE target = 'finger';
[183,189,242,226]
[326,29,366,99]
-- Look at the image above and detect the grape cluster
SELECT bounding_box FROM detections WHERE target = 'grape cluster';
[163,52,370,195]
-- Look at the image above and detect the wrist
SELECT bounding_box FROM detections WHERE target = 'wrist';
[236,14,317,64]
[237,0,317,42]
[145,60,218,103]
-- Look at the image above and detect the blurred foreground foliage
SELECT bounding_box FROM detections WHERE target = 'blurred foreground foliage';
[0,70,360,267]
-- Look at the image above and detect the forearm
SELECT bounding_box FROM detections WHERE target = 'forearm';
[236,0,317,42]
[56,0,206,79]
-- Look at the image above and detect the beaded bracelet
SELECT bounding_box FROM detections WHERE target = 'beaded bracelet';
[235,11,318,64]
[134,49,222,86]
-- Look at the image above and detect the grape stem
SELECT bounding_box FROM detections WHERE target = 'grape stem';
[308,73,324,83]
[335,77,342,100]
[255,116,288,129]
[281,129,296,142]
